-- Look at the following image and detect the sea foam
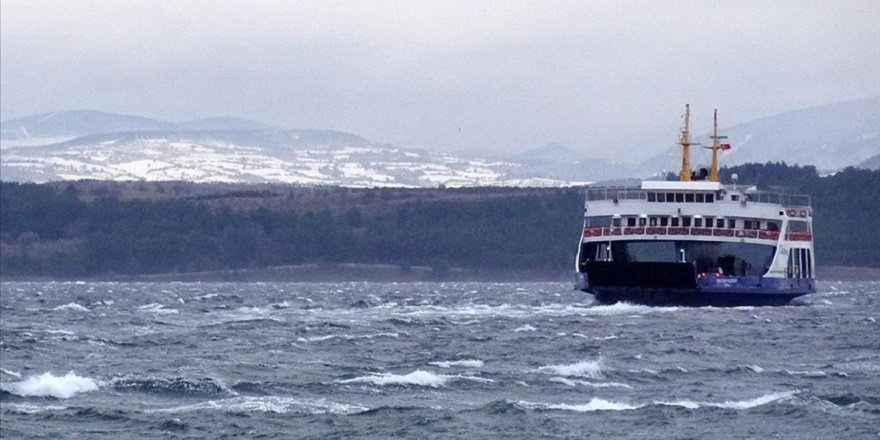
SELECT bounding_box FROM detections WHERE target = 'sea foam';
[52,303,90,312]
[1,372,99,399]
[339,370,491,387]
[536,360,603,379]
[152,396,367,415]
[429,359,484,368]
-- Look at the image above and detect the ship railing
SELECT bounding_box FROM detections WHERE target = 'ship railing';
[582,226,813,241]
[585,187,810,207]
[585,187,646,202]
[747,192,811,208]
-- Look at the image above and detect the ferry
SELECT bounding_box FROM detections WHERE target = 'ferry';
[575,105,816,306]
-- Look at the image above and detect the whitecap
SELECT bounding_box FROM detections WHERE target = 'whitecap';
[52,303,89,312]
[429,359,484,369]
[657,390,797,410]
[137,303,178,314]
[518,398,639,412]
[1,368,22,379]
[339,370,492,387]
[45,329,75,335]
[299,332,399,343]
[548,377,631,389]
[784,370,827,378]
[150,396,367,415]
[1,371,99,398]
[513,324,536,332]
[535,360,603,379]
[4,403,68,414]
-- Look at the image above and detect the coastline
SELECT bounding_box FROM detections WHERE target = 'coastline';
[1,264,875,283]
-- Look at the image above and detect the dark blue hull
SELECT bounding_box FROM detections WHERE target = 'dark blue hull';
[577,261,816,307]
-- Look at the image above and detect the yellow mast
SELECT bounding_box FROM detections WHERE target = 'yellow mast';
[678,104,695,181]
[704,108,729,182]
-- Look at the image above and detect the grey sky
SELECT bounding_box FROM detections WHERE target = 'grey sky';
[2,1,878,160]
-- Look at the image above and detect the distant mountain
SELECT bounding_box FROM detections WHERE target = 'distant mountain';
[0,110,176,142]
[178,117,274,131]
[3,97,876,186]
[641,96,880,174]
[0,128,593,187]
[858,153,880,170]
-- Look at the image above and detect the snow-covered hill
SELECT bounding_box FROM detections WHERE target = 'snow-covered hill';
[0,128,595,187]
[0,110,176,147]
[2,97,877,186]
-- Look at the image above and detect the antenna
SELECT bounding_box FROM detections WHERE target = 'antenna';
[704,109,731,182]
[678,104,696,181]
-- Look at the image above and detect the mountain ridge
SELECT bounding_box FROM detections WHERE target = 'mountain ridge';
[2,96,878,186]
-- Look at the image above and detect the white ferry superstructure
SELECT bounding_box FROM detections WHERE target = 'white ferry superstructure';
[575,106,816,306]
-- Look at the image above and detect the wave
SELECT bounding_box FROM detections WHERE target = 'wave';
[548,377,631,389]
[2,403,69,414]
[429,359,484,369]
[784,370,828,378]
[656,391,799,410]
[52,303,90,312]
[339,370,493,388]
[296,332,399,343]
[516,390,797,413]
[136,303,178,314]
[513,324,536,332]
[518,398,639,412]
[535,359,603,379]
[150,396,367,415]
[0,372,99,399]
[110,376,235,397]
[1,368,22,379]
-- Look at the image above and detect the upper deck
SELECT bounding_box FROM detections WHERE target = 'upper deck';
[585,182,811,208]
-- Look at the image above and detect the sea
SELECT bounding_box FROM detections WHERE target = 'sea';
[1,280,878,439]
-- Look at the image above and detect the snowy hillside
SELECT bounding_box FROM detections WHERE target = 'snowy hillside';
[0,129,594,187]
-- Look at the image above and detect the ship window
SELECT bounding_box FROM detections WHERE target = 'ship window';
[649,217,657,226]
[671,217,680,226]
[704,216,714,227]
[627,217,636,227]
[682,216,692,227]
[706,193,714,203]
[586,216,612,227]
[696,193,705,203]
[638,217,647,226]
[731,195,739,201]
[612,217,622,227]
[727,219,736,229]
[767,221,779,231]
[694,218,703,227]
[648,193,656,202]
[788,220,809,233]
[675,193,684,202]
[753,221,761,230]
[660,217,669,226]
[744,220,753,230]
[716,218,724,228]
[685,193,695,203]
[667,193,674,202]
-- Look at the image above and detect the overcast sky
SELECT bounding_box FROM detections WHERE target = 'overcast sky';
[2,1,878,159]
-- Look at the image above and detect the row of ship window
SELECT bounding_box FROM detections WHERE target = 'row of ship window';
[648,192,740,203]
[645,192,741,203]
[612,216,778,230]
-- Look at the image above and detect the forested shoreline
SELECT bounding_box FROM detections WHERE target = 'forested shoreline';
[1,163,878,280]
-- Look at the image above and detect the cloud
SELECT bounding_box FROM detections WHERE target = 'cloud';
[2,1,879,158]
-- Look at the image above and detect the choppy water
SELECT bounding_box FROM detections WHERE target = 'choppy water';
[1,281,878,439]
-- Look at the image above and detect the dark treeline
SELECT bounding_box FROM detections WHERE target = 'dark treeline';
[1,163,878,279]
